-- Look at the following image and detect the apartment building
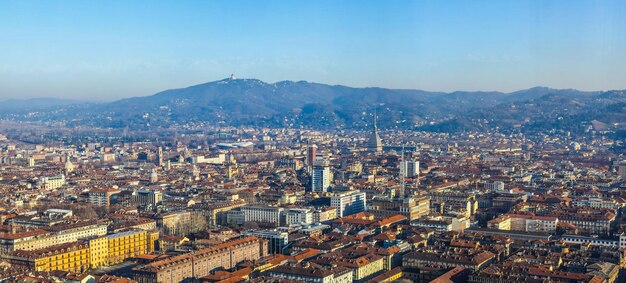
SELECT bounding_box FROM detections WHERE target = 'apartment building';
[313,207,338,223]
[199,200,246,226]
[550,208,616,235]
[488,214,558,233]
[107,230,148,264]
[3,229,155,271]
[331,190,367,217]
[369,196,430,221]
[131,189,163,208]
[239,205,284,226]
[268,264,353,283]
[403,249,495,271]
[0,221,107,254]
[284,208,314,226]
[37,174,66,190]
[133,236,267,283]
[5,242,90,273]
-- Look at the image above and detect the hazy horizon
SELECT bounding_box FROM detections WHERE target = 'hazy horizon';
[0,76,615,104]
[1,0,626,100]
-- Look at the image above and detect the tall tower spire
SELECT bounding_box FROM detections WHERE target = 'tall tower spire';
[367,110,383,154]
[400,145,405,199]
[374,110,378,130]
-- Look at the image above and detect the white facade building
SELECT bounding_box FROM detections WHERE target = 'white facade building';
[484,181,505,192]
[400,160,420,178]
[284,208,314,226]
[331,190,367,217]
[311,165,331,192]
[38,174,66,190]
[240,205,284,226]
[508,214,558,233]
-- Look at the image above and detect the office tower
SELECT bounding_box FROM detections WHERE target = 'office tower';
[401,160,420,178]
[310,165,331,192]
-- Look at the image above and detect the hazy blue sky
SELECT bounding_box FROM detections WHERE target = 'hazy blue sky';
[1,0,626,101]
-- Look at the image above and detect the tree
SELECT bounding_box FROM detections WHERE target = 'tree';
[189,213,209,234]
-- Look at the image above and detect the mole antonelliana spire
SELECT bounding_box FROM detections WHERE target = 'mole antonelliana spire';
[367,110,383,154]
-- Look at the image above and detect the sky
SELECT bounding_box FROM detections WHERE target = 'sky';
[1,0,626,101]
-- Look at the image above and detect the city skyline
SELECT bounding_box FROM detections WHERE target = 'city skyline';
[1,0,626,100]
[1,1,626,282]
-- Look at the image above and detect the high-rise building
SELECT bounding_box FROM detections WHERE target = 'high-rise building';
[367,112,383,154]
[306,144,317,166]
[401,160,420,178]
[331,190,367,217]
[310,165,331,192]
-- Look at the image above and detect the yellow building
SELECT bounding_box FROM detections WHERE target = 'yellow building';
[227,165,238,179]
[6,242,90,273]
[86,236,109,269]
[2,229,157,271]
[351,255,385,281]
[107,230,147,264]
[147,231,159,253]
[0,222,108,255]
[367,267,403,283]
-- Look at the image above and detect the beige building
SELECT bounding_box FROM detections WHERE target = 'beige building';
[133,236,267,283]
[200,200,246,227]
[488,214,558,233]
[369,196,430,221]
[0,222,107,254]
[38,174,66,190]
[314,207,338,223]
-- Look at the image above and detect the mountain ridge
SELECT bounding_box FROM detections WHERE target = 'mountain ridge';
[1,77,625,134]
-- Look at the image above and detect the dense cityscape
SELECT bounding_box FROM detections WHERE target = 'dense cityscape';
[0,113,623,283]
[3,1,626,283]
